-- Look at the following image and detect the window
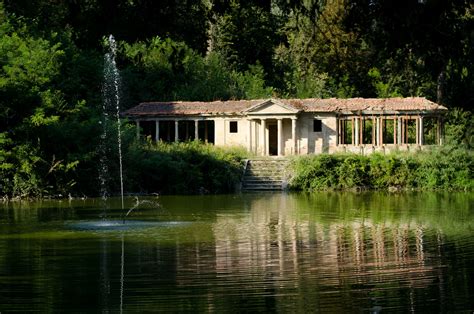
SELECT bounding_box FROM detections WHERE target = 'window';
[313,119,322,132]
[229,121,238,133]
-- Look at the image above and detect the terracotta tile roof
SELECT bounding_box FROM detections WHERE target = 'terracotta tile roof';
[124,100,263,116]
[123,97,447,117]
[286,97,447,112]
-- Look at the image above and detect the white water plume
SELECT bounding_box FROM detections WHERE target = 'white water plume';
[101,34,125,215]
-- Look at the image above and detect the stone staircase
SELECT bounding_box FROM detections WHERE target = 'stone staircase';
[241,158,289,191]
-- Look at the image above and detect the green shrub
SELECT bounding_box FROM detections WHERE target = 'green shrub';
[124,140,248,195]
[290,154,340,190]
[337,155,370,188]
[289,149,473,191]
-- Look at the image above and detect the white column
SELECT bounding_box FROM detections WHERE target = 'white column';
[194,120,199,141]
[291,118,297,155]
[376,117,383,146]
[277,118,283,156]
[155,120,160,142]
[380,118,384,145]
[265,122,269,156]
[375,118,380,146]
[260,119,266,156]
[397,117,402,145]
[247,119,252,152]
[372,118,376,145]
[136,120,140,139]
[415,117,419,145]
[174,120,179,142]
[419,116,424,146]
[354,117,360,146]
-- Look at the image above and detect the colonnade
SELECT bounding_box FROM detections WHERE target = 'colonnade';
[338,115,443,146]
[247,117,298,156]
[134,113,444,156]
[135,119,213,143]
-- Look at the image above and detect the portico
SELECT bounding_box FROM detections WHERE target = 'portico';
[243,99,300,156]
[245,117,298,156]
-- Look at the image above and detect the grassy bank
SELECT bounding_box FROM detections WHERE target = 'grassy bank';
[289,148,473,192]
[123,141,248,195]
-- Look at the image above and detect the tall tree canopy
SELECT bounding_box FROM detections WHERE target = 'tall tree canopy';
[0,0,472,197]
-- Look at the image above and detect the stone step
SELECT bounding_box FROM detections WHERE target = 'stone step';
[250,162,288,167]
[241,158,288,191]
[244,181,284,185]
[246,173,282,176]
[248,165,286,169]
[247,165,287,169]
[244,172,283,179]
[245,177,284,181]
[248,159,288,163]
[247,164,287,168]
[242,185,284,190]
[243,179,283,184]
[245,171,283,176]
[246,168,283,173]
[247,163,286,167]
[246,167,283,170]
[248,162,287,165]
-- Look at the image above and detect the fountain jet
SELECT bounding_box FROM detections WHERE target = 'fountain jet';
[102,34,125,219]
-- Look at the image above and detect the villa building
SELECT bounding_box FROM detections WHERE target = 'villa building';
[123,97,447,156]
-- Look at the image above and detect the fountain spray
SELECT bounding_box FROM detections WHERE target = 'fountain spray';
[103,35,125,217]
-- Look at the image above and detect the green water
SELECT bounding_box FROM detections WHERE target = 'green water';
[0,192,473,312]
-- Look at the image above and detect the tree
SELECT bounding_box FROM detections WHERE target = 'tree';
[347,0,474,108]
[0,4,101,197]
[3,0,209,52]
[209,0,281,80]
[274,0,372,97]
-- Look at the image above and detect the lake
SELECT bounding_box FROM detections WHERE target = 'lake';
[0,192,473,312]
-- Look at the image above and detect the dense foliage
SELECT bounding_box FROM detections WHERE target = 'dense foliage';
[289,148,473,191]
[0,0,472,198]
[124,141,248,195]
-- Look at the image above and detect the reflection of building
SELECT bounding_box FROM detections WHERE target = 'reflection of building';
[115,193,462,312]
[124,97,447,156]
[209,193,440,294]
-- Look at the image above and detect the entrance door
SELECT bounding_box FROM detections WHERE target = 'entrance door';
[268,124,278,156]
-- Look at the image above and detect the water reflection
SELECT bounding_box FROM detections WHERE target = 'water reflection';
[205,193,457,312]
[0,192,472,312]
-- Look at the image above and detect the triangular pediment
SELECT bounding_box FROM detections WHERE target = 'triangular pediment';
[244,99,300,115]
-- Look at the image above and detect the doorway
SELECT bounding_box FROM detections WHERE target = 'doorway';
[268,124,278,156]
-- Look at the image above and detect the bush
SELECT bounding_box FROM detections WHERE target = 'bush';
[124,140,248,195]
[289,149,473,192]
[337,155,370,188]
